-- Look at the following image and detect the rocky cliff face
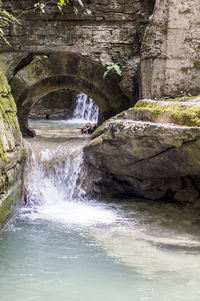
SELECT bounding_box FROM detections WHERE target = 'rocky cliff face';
[84,96,200,205]
[0,71,24,230]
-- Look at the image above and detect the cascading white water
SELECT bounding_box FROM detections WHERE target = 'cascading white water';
[73,93,99,122]
[25,145,83,206]
[24,141,116,227]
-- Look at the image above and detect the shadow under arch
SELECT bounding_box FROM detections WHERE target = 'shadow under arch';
[18,75,114,136]
[10,52,130,137]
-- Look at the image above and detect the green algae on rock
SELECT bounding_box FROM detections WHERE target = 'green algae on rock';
[0,188,21,230]
[0,70,24,230]
[133,98,200,127]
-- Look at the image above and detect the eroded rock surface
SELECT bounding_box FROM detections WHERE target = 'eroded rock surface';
[84,105,200,205]
[0,71,24,229]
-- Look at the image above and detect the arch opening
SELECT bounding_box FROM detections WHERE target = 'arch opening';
[28,89,99,135]
[10,53,130,137]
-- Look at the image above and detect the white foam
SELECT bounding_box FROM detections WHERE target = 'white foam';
[24,142,117,227]
[27,201,117,227]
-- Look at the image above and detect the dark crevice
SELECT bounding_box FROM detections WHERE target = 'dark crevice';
[13,54,34,75]
[126,146,176,166]
[182,139,199,145]
[127,139,199,166]
[187,176,200,195]
[13,53,51,76]
[142,0,156,15]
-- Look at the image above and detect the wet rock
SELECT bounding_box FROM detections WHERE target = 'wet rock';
[0,71,24,230]
[174,188,199,203]
[83,108,200,203]
[81,123,97,134]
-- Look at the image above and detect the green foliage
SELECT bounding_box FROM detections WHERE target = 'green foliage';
[34,0,84,15]
[0,0,84,44]
[103,62,122,78]
[0,1,21,45]
[179,90,192,97]
[104,50,130,79]
[112,50,130,69]
[134,100,200,127]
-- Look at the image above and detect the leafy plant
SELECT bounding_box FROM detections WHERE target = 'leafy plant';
[179,90,192,97]
[34,0,84,15]
[0,0,85,44]
[103,50,130,79]
[103,62,122,79]
[0,1,21,45]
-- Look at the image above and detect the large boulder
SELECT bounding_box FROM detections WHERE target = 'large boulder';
[83,97,200,205]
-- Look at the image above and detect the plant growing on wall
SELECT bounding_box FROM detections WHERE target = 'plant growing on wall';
[0,0,84,44]
[0,0,21,45]
[103,62,122,78]
[34,0,84,14]
[104,50,130,79]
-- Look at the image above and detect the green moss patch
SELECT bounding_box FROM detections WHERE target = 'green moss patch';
[170,105,200,127]
[0,189,20,230]
[0,70,20,140]
[134,100,200,127]
[0,136,7,163]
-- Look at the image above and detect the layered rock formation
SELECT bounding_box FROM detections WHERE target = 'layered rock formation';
[0,71,24,229]
[84,96,200,205]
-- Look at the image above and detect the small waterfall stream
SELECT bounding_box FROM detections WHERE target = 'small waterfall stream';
[73,93,99,122]
[24,140,116,227]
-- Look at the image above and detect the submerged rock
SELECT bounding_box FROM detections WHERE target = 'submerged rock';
[83,100,200,205]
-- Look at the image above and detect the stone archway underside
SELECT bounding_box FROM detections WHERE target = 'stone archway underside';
[10,52,130,137]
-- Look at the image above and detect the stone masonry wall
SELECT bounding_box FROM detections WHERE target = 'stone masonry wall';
[0,71,24,230]
[0,0,153,80]
[141,0,200,98]
[0,1,199,102]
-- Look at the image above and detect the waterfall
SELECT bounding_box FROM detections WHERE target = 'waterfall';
[24,141,116,226]
[25,145,84,207]
[73,93,99,122]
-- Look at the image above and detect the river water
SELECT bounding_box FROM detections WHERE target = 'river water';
[0,120,200,301]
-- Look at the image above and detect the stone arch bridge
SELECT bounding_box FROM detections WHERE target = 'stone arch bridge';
[10,52,130,136]
[0,0,155,136]
[0,0,199,136]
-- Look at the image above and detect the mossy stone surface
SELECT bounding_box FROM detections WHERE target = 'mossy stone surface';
[134,98,200,127]
[0,70,24,229]
[0,188,20,230]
